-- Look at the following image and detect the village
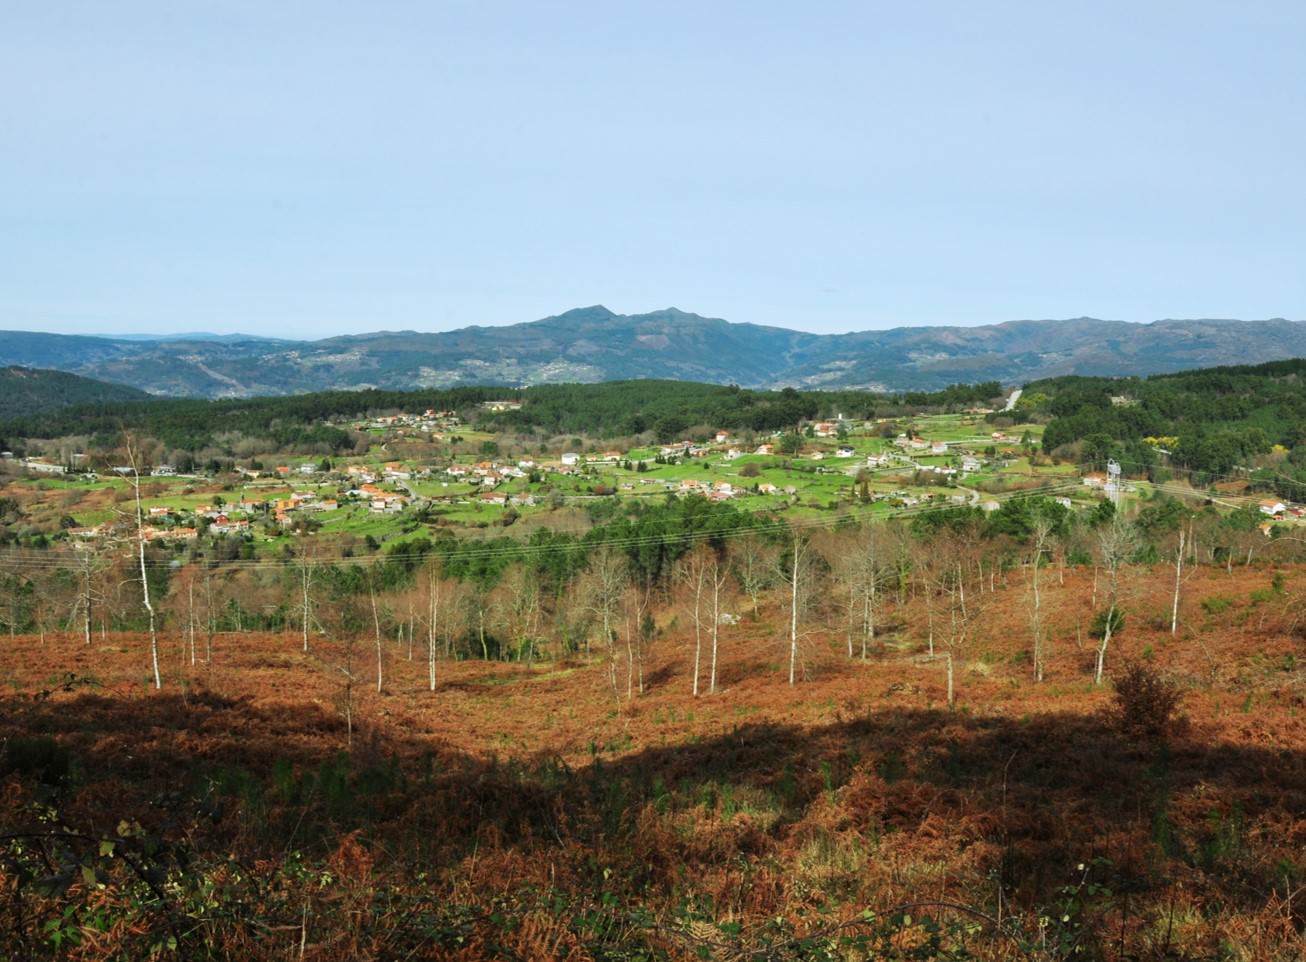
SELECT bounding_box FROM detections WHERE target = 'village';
[4,406,1301,554]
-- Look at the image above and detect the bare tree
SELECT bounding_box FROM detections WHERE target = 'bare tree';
[582,546,627,702]
[293,544,321,653]
[125,438,162,690]
[622,580,653,698]
[369,573,384,694]
[1028,516,1055,683]
[917,527,985,709]
[910,539,940,659]
[849,523,887,660]
[494,564,543,664]
[1169,519,1195,636]
[69,534,114,647]
[164,565,201,668]
[678,545,712,696]
[425,555,443,691]
[1094,517,1139,685]
[199,566,223,664]
[706,551,730,695]
[780,529,818,686]
[733,533,776,617]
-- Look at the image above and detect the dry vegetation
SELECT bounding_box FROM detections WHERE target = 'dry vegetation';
[2,564,1305,960]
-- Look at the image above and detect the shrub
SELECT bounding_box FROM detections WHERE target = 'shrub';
[1200,594,1233,615]
[1111,662,1185,740]
[1091,607,1124,637]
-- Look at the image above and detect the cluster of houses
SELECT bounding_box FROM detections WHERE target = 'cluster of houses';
[362,408,461,436]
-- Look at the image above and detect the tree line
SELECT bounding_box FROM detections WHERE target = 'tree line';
[1,378,1006,455]
[3,490,1299,713]
[1029,359,1306,492]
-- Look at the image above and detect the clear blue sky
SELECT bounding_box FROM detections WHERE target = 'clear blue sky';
[2,1,1303,338]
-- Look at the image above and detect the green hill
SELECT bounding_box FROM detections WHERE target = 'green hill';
[0,366,150,418]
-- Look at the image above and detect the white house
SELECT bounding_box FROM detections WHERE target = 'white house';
[1259,500,1287,516]
[23,459,66,475]
[836,447,856,458]
[561,452,580,466]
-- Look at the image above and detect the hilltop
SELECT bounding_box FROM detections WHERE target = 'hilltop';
[0,366,150,417]
[3,309,1305,397]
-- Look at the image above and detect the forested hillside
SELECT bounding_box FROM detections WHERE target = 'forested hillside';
[0,366,149,417]
[1028,358,1306,496]
[5,311,1305,396]
[0,379,1004,452]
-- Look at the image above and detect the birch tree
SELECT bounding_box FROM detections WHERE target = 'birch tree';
[425,555,444,691]
[733,533,776,617]
[125,438,162,690]
[1169,520,1195,636]
[1094,517,1139,685]
[293,545,322,653]
[781,529,818,686]
[583,546,627,702]
[706,551,730,695]
[1028,516,1055,682]
[678,546,710,697]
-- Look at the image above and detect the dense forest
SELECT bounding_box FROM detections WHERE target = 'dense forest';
[0,378,1004,453]
[0,385,509,455]
[479,380,1002,439]
[0,366,149,418]
[1027,358,1306,496]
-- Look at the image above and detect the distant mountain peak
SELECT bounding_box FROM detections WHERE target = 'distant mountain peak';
[548,305,617,323]
[3,313,1305,398]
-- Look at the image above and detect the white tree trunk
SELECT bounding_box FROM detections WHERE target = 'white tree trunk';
[1095,605,1115,685]
[127,452,162,691]
[301,565,312,652]
[1170,527,1185,636]
[789,540,800,686]
[370,585,383,694]
[709,562,721,695]
[427,568,439,691]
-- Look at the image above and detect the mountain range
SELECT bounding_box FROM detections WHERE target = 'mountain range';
[1,307,1303,399]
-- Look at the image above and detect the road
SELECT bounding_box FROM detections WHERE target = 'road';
[1004,388,1022,412]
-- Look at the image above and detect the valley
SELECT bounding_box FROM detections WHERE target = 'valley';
[2,361,1305,960]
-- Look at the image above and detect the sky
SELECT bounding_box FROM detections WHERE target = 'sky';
[2,1,1304,339]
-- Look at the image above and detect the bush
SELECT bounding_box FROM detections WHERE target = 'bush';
[1111,662,1185,740]
[1091,607,1124,637]
[1200,595,1233,615]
